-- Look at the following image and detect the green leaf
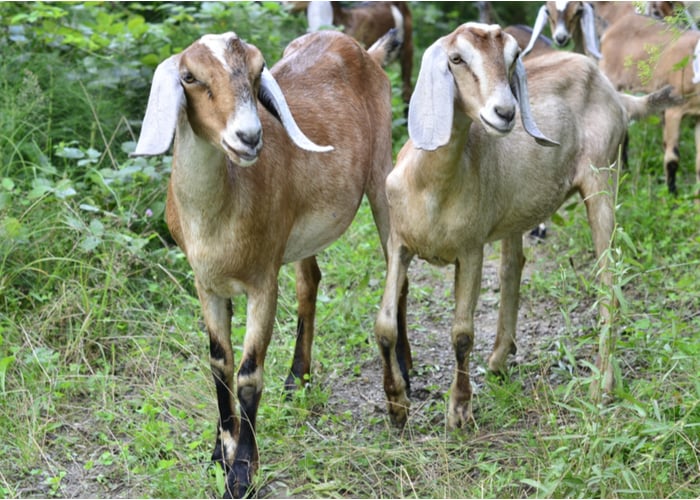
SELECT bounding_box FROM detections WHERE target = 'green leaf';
[1,178,15,191]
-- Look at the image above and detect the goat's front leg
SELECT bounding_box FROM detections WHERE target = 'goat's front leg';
[375,235,412,428]
[197,286,239,472]
[285,257,321,392]
[226,281,278,498]
[448,248,483,429]
[663,106,683,196]
[488,235,524,374]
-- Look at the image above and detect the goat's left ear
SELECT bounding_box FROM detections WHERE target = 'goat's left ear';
[258,67,333,153]
[408,39,454,151]
[511,57,559,147]
[131,55,184,157]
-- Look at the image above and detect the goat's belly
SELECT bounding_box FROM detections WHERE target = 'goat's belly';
[282,212,355,263]
[398,221,471,266]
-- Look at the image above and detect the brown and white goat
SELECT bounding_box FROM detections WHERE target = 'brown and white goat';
[524,0,606,58]
[305,1,414,106]
[132,30,403,497]
[374,22,679,429]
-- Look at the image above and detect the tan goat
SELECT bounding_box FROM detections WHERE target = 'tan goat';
[599,10,700,196]
[526,1,700,196]
[374,22,679,429]
[132,29,404,497]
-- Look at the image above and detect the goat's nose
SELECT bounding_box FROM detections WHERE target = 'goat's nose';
[494,104,515,124]
[554,33,569,46]
[237,129,262,148]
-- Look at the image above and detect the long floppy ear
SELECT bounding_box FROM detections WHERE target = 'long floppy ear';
[408,39,454,151]
[307,0,334,31]
[258,67,333,153]
[581,2,602,59]
[692,39,700,84]
[510,57,559,147]
[522,5,549,57]
[131,55,183,157]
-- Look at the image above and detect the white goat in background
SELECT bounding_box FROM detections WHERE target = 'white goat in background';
[132,29,403,497]
[374,22,680,429]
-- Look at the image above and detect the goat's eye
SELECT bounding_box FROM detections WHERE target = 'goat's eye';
[449,54,463,65]
[181,72,196,84]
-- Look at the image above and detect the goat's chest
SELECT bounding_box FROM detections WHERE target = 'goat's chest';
[175,212,278,297]
[387,178,482,264]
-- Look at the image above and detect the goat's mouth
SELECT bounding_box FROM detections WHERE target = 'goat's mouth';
[222,139,260,167]
[479,113,514,136]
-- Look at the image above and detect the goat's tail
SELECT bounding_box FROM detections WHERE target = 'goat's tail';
[620,85,684,121]
[368,28,402,68]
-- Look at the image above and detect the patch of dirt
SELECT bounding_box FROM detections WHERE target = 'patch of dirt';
[325,231,599,425]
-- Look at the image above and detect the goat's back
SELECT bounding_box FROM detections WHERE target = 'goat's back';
[601,13,700,99]
[258,31,393,261]
[272,31,392,161]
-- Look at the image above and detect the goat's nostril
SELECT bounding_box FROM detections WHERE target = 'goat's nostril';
[237,129,261,148]
[555,34,569,45]
[495,105,515,123]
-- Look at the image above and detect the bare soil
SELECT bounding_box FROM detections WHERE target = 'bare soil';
[325,231,599,426]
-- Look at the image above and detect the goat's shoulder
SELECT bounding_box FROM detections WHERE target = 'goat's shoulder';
[282,30,362,65]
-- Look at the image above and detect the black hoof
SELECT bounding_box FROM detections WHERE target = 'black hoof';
[529,223,547,239]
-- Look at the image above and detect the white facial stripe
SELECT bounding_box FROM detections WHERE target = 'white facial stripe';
[455,35,482,73]
[200,32,238,71]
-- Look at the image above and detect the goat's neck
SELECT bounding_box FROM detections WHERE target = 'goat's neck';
[171,123,234,220]
[413,111,472,188]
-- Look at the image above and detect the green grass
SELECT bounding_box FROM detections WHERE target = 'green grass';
[1,2,699,498]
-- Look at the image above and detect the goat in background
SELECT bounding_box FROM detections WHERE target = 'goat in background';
[132,29,403,497]
[302,1,414,107]
[525,1,700,197]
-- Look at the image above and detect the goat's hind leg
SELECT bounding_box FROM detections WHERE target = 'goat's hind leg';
[285,257,321,393]
[487,235,524,375]
[580,170,617,402]
[663,107,683,196]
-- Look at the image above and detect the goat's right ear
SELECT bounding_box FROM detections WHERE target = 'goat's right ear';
[408,40,454,151]
[522,5,548,58]
[581,2,602,59]
[131,55,184,157]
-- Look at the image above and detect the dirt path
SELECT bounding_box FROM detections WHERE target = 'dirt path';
[326,233,598,426]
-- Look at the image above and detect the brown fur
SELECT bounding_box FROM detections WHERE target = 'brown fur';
[315,1,413,105]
